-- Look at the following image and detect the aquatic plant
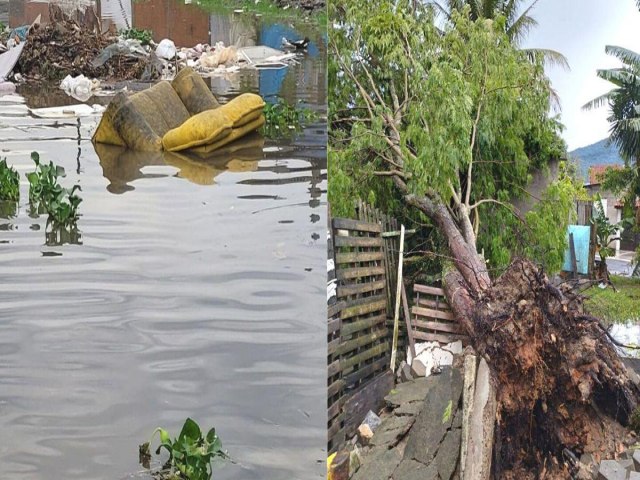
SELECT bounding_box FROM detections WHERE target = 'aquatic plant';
[0,158,20,202]
[26,152,82,227]
[140,418,227,480]
[262,99,318,138]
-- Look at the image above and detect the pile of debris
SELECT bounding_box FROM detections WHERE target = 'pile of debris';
[13,6,154,82]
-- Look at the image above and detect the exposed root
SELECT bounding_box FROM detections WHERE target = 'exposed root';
[469,259,639,478]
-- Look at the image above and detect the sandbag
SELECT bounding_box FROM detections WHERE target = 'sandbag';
[190,115,265,154]
[171,67,220,116]
[162,108,232,152]
[92,82,190,151]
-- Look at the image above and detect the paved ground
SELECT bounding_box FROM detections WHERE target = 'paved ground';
[597,251,637,276]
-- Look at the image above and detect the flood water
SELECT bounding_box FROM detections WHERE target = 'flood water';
[0,6,326,480]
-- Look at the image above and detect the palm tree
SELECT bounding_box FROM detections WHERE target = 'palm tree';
[583,46,640,163]
[430,0,569,69]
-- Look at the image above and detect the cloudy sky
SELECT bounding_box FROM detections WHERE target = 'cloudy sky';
[523,0,640,151]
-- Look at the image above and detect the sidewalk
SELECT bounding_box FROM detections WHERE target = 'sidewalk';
[597,250,637,276]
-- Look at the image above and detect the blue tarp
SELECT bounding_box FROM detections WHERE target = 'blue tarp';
[562,225,591,275]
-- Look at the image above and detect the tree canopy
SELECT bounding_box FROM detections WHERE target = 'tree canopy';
[329,0,572,273]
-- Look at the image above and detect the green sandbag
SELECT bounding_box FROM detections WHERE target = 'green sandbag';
[172,67,220,116]
[93,82,191,151]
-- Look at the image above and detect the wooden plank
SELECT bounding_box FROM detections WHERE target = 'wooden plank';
[343,371,394,438]
[328,378,345,398]
[327,396,345,420]
[416,297,450,310]
[412,306,455,321]
[333,217,382,233]
[336,328,388,356]
[328,317,341,335]
[328,359,341,378]
[328,302,344,319]
[328,337,340,356]
[413,331,468,343]
[341,314,387,336]
[390,224,405,372]
[341,298,387,320]
[414,284,445,296]
[333,235,383,248]
[340,343,389,370]
[335,251,384,264]
[412,319,462,334]
[337,280,386,298]
[342,355,389,388]
[401,282,416,360]
[336,266,385,280]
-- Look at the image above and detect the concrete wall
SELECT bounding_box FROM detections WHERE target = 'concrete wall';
[512,159,561,215]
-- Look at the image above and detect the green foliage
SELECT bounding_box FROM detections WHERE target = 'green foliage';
[590,193,630,264]
[26,152,82,228]
[0,158,20,202]
[442,400,453,424]
[262,99,317,138]
[584,275,640,324]
[329,1,567,271]
[120,28,154,45]
[522,174,580,273]
[141,418,226,480]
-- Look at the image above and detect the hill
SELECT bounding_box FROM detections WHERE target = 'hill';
[568,138,624,183]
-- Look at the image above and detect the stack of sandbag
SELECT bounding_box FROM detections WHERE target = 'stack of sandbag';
[92,67,265,152]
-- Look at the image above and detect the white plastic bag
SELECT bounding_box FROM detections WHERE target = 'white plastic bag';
[155,39,176,60]
[59,74,98,102]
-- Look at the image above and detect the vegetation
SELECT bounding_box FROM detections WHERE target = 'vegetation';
[140,418,226,480]
[262,99,318,138]
[584,275,640,323]
[329,1,569,273]
[120,28,154,45]
[26,152,82,228]
[583,45,640,229]
[0,158,20,202]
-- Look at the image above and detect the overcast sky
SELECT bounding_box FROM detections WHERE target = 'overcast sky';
[523,0,640,151]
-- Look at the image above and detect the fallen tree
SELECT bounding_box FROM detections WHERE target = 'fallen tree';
[329,2,639,478]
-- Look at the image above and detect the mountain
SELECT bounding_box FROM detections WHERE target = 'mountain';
[568,138,624,183]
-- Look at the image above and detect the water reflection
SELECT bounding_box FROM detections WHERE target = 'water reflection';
[95,134,265,193]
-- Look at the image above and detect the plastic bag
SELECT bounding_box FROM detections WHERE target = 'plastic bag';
[155,39,176,60]
[199,42,237,68]
[60,74,99,102]
[92,39,147,68]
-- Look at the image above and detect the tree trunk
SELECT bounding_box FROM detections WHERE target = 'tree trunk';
[442,256,639,478]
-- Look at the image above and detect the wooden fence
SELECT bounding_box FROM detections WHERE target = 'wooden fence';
[410,284,468,344]
[327,215,393,453]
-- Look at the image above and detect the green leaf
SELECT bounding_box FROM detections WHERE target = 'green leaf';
[179,418,201,442]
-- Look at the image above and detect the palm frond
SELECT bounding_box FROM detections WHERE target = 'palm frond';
[604,45,640,70]
[428,0,453,19]
[596,68,638,87]
[582,92,613,111]
[523,48,569,70]
[506,0,539,45]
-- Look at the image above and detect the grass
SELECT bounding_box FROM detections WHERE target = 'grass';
[584,275,640,324]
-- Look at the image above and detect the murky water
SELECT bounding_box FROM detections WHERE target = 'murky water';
[0,7,326,480]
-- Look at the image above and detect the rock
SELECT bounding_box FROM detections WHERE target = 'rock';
[411,358,427,377]
[597,460,628,480]
[385,377,430,408]
[352,446,402,480]
[362,410,382,432]
[358,424,374,446]
[434,427,462,480]
[634,449,640,471]
[404,366,463,465]
[618,458,634,472]
[370,414,415,448]
[629,472,640,480]
[394,401,423,417]
[401,362,414,382]
[392,458,439,480]
[350,446,362,475]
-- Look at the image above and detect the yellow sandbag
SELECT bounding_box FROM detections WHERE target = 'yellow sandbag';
[171,67,220,116]
[93,82,191,151]
[190,115,265,154]
[218,93,265,127]
[162,108,233,152]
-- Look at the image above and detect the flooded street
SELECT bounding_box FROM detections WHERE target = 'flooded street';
[0,4,326,480]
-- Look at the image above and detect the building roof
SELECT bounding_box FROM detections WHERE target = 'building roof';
[587,164,622,185]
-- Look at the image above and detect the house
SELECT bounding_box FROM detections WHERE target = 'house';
[585,164,639,253]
